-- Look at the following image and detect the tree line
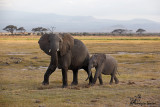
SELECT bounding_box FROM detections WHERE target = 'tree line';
[2,25,50,35]
[2,25,147,35]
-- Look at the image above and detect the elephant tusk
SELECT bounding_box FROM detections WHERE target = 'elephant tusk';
[49,49,51,52]
[57,49,59,51]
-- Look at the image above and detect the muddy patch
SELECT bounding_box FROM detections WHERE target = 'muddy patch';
[111,52,143,55]
[127,81,136,85]
[91,52,143,56]
[7,52,31,55]
[119,62,129,64]
[38,66,48,69]
[119,62,144,65]
[133,63,144,65]
[22,66,48,71]
[91,52,160,56]
[21,66,60,71]
[0,57,23,65]
[31,57,38,59]
[111,52,160,55]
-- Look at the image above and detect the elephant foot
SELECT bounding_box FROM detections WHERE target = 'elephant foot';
[109,82,113,85]
[115,81,119,84]
[91,83,95,86]
[42,81,49,85]
[100,83,103,85]
[62,84,68,88]
[88,82,91,85]
[71,81,78,86]
[88,83,92,85]
[89,82,95,86]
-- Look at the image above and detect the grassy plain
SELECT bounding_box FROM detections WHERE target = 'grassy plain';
[0,36,160,107]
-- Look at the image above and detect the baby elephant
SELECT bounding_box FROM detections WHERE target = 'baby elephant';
[86,53,119,85]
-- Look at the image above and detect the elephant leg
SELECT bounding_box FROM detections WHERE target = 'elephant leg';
[42,64,56,85]
[98,74,103,85]
[109,74,114,85]
[84,67,93,85]
[114,75,119,84]
[71,69,78,86]
[62,68,68,88]
[93,70,100,84]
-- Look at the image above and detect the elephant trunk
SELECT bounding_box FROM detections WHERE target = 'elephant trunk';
[51,49,58,67]
[85,65,92,81]
[93,68,99,84]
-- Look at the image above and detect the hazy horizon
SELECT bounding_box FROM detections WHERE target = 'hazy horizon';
[0,0,160,32]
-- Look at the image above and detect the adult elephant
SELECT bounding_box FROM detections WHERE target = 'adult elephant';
[38,33,93,88]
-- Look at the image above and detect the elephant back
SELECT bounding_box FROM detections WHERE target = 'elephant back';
[70,39,89,69]
[102,55,117,75]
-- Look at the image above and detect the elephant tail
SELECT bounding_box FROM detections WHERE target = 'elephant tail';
[117,70,120,76]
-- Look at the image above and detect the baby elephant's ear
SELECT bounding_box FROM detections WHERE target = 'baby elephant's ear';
[97,54,106,65]
[59,33,74,56]
[38,34,51,55]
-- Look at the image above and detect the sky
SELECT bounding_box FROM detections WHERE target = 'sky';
[0,0,160,22]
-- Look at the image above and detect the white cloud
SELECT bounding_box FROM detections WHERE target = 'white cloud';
[0,0,160,22]
[0,0,12,8]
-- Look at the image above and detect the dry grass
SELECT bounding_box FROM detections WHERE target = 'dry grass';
[0,35,160,107]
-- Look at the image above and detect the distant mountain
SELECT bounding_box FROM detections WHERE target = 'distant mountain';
[0,11,160,32]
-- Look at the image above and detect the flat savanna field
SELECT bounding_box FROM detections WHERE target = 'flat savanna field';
[0,36,160,107]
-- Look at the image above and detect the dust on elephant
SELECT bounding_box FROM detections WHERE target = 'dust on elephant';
[38,33,93,88]
[86,53,119,85]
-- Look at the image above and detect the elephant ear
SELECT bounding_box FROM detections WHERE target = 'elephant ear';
[38,34,51,56]
[96,54,106,66]
[59,33,74,56]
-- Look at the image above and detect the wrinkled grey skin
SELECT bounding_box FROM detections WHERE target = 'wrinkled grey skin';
[38,33,93,88]
[86,53,119,85]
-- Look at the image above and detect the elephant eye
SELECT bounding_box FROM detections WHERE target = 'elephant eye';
[59,39,62,43]
[93,61,95,64]
[93,60,97,64]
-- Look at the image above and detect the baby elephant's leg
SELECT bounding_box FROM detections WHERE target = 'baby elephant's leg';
[109,74,114,85]
[98,74,103,85]
[114,75,119,84]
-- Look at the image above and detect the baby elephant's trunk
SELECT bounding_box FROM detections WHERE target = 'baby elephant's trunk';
[85,66,92,81]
